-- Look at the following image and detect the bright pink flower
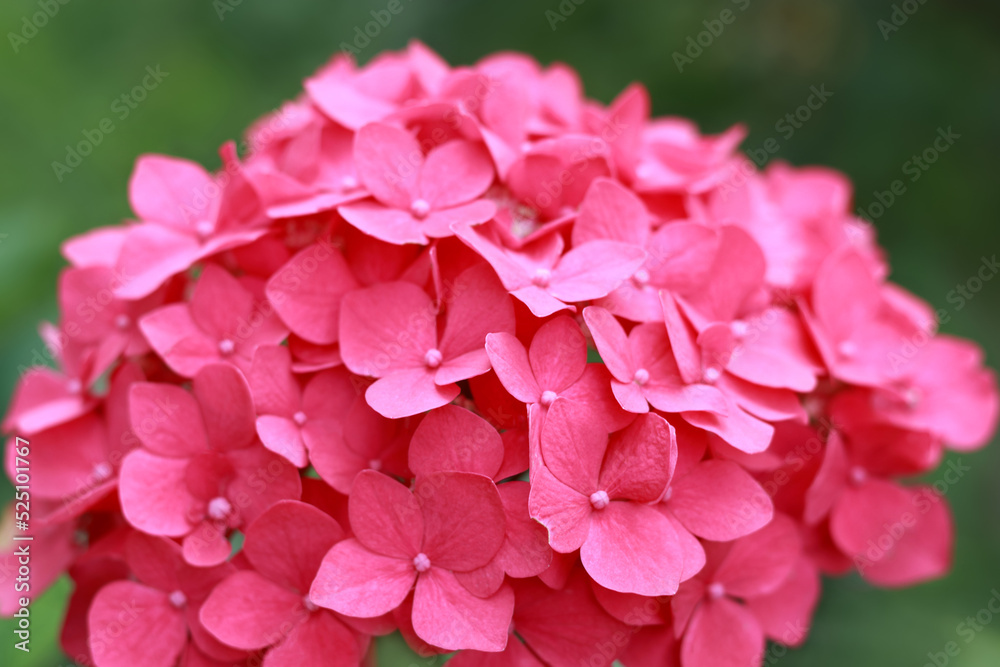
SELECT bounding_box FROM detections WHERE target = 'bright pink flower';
[309,469,514,652]
[408,405,552,589]
[339,263,515,418]
[248,345,410,488]
[454,221,646,317]
[672,515,805,667]
[804,427,952,586]
[265,239,359,345]
[87,532,244,667]
[336,122,497,245]
[804,247,927,388]
[448,568,629,667]
[869,336,999,451]
[118,364,301,565]
[199,500,365,666]
[486,315,631,430]
[139,264,288,378]
[529,399,686,596]
[116,147,269,299]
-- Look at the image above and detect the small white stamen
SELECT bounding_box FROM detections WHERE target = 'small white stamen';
[207,496,232,521]
[195,220,214,238]
[707,582,726,600]
[411,199,431,219]
[92,462,113,481]
[218,338,236,355]
[633,368,650,386]
[413,553,431,573]
[424,348,443,368]
[837,340,858,358]
[532,268,552,288]
[589,490,610,510]
[539,390,558,407]
[114,314,131,330]
[168,590,187,608]
[293,411,307,426]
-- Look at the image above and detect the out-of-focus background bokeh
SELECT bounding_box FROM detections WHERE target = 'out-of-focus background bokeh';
[1,0,998,665]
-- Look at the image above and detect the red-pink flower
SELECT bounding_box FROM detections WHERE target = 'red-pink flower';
[118,364,301,566]
[339,263,515,418]
[310,469,514,652]
[139,264,288,378]
[529,399,687,596]
[336,122,497,245]
[199,500,366,666]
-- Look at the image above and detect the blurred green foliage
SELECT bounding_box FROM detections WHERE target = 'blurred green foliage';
[1,0,998,665]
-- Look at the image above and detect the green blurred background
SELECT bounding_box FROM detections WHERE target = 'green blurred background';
[1,0,998,665]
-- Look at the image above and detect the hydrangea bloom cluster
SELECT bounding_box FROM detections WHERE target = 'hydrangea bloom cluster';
[3,42,998,667]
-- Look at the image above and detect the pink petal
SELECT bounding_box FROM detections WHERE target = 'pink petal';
[411,568,514,652]
[583,306,635,382]
[88,581,186,667]
[256,415,307,468]
[581,502,683,596]
[353,122,421,208]
[571,177,649,247]
[437,263,516,384]
[189,265,254,341]
[139,304,219,378]
[528,316,587,393]
[128,382,208,457]
[310,539,416,618]
[714,514,801,598]
[366,368,460,419]
[527,464,592,553]
[262,611,360,667]
[539,398,605,494]
[680,597,764,667]
[192,363,256,452]
[182,523,232,568]
[485,332,540,403]
[245,500,344,594]
[494,481,552,578]
[417,471,506,572]
[419,140,495,209]
[119,450,194,536]
[267,243,359,345]
[114,224,202,300]
[682,400,774,455]
[338,201,428,246]
[409,405,504,478]
[347,469,423,560]
[599,413,676,503]
[745,558,820,646]
[129,154,213,227]
[549,241,646,303]
[830,480,953,587]
[683,226,766,323]
[339,281,436,377]
[198,570,304,650]
[803,431,849,525]
[669,460,774,541]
